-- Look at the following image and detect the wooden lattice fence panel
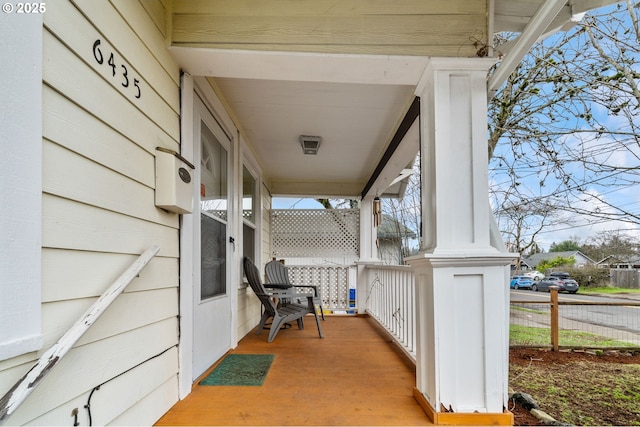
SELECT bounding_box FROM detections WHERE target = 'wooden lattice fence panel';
[270,209,359,258]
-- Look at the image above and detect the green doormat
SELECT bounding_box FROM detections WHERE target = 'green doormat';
[200,354,275,386]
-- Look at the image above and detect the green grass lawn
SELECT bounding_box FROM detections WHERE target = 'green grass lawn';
[580,287,640,295]
[510,324,635,347]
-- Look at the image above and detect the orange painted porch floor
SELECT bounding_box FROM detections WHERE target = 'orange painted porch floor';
[155,315,433,426]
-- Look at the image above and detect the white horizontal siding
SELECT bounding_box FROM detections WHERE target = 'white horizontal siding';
[21,348,177,426]
[108,375,179,426]
[41,288,178,349]
[43,86,155,187]
[6,319,178,426]
[43,141,177,228]
[42,194,179,257]
[42,29,178,150]
[42,249,177,303]
[45,0,179,107]
[0,1,182,425]
[139,0,169,39]
[109,0,176,84]
[237,287,261,338]
[237,185,272,338]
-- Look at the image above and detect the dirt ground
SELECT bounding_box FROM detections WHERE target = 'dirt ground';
[509,348,640,426]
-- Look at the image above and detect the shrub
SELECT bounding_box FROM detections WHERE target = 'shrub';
[562,267,611,288]
[538,255,576,271]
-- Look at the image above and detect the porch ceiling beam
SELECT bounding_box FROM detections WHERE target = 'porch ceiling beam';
[488,0,568,96]
[168,47,429,86]
[270,180,364,198]
[361,96,420,199]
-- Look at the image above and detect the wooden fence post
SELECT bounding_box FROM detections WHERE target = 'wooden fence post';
[550,287,559,351]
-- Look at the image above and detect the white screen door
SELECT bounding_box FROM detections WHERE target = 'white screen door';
[192,96,232,380]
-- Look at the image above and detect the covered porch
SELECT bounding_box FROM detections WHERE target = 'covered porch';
[156,315,432,426]
[168,1,618,425]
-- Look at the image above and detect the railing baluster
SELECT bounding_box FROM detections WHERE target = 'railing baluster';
[364,265,416,361]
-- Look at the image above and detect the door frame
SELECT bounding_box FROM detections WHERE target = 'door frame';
[178,74,240,398]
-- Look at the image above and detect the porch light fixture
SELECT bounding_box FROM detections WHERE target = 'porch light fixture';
[299,135,321,155]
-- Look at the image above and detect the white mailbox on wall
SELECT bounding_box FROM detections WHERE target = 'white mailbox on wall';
[155,147,194,214]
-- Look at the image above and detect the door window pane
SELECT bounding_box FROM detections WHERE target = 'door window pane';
[242,165,256,224]
[200,121,227,221]
[243,222,255,262]
[201,214,226,299]
[242,165,257,261]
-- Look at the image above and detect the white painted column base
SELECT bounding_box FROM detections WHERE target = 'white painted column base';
[409,252,513,417]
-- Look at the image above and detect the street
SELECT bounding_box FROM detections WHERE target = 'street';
[510,289,640,344]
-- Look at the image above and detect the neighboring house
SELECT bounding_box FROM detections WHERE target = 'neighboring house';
[1,1,617,425]
[377,214,418,265]
[597,255,640,269]
[519,258,535,270]
[524,251,596,269]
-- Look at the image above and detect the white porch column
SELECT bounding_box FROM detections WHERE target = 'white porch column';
[358,196,379,263]
[407,58,515,425]
[356,196,381,314]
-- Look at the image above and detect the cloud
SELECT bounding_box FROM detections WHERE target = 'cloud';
[533,187,640,250]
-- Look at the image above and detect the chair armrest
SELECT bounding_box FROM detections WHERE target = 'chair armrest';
[264,283,292,290]
[293,284,320,298]
[265,288,313,299]
[266,288,314,306]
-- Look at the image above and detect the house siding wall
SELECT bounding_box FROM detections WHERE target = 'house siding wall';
[236,186,272,338]
[170,0,488,57]
[1,1,181,425]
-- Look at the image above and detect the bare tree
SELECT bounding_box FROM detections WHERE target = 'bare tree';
[490,1,640,251]
[496,199,558,269]
[581,229,640,261]
[380,159,421,264]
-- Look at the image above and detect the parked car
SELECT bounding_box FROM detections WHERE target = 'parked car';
[532,275,579,293]
[510,276,534,290]
[523,270,544,281]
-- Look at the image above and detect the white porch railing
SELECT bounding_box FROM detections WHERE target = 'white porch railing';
[286,263,417,359]
[363,264,416,361]
[287,265,356,313]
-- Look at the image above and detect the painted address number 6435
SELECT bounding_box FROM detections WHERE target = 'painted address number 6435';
[92,39,141,99]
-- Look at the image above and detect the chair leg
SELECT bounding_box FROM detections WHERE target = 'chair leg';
[312,309,324,338]
[268,314,287,342]
[256,312,270,335]
[317,301,326,320]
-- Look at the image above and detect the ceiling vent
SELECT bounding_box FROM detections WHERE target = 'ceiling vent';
[299,135,322,155]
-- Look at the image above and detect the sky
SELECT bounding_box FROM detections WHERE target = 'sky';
[272,197,326,209]
[489,2,640,251]
[489,122,640,251]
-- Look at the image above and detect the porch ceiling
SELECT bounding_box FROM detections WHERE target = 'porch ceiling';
[168,0,618,200]
[170,47,426,199]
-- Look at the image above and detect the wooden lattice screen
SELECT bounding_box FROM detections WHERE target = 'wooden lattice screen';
[270,209,360,257]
